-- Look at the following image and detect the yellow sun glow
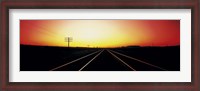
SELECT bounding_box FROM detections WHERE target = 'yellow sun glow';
[57,20,131,48]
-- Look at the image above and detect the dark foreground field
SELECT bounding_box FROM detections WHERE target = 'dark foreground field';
[20,45,180,71]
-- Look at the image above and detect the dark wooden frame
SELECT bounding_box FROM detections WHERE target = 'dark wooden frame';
[0,0,199,91]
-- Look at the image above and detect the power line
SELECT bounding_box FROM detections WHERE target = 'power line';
[65,37,72,47]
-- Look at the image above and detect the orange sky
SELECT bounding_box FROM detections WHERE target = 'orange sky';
[20,20,180,48]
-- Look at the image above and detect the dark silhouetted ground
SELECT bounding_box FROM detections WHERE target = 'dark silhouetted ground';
[20,45,180,71]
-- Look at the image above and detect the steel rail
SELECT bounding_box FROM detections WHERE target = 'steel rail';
[107,50,136,71]
[79,49,104,71]
[50,50,102,71]
[109,49,168,71]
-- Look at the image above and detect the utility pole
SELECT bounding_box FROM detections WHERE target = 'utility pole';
[65,37,72,47]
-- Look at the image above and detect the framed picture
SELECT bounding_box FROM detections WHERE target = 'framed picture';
[1,0,199,91]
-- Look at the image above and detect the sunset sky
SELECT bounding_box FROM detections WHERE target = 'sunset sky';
[20,20,180,48]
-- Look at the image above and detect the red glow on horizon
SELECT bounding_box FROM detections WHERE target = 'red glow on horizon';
[20,20,180,47]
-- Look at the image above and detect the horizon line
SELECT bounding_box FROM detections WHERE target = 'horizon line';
[20,44,180,48]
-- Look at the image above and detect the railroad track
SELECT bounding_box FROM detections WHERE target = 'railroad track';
[108,49,167,71]
[50,49,103,71]
[50,49,167,71]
